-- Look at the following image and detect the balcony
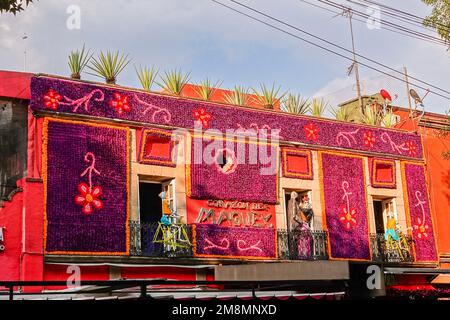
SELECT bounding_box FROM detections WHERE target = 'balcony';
[130,222,415,263]
[370,233,414,263]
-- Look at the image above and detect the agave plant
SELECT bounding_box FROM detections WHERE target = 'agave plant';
[362,105,382,125]
[195,78,222,100]
[224,86,250,106]
[281,94,310,115]
[68,44,92,79]
[135,65,158,91]
[87,50,130,84]
[309,98,330,117]
[157,69,191,95]
[252,83,286,109]
[331,106,355,122]
[381,109,396,128]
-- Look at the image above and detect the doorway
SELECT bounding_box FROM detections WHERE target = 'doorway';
[372,198,397,234]
[139,182,163,223]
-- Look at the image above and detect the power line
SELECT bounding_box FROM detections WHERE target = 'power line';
[298,0,446,46]
[318,0,448,45]
[345,0,450,33]
[216,0,450,98]
[359,0,450,31]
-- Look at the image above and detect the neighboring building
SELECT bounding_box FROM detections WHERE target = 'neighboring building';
[0,70,448,299]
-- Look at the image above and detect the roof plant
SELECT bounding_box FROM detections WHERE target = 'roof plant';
[252,83,286,109]
[281,93,310,115]
[310,98,329,117]
[87,50,130,84]
[224,86,250,106]
[135,65,158,91]
[68,44,92,80]
[158,69,191,95]
[331,106,354,122]
[362,105,381,126]
[195,78,222,101]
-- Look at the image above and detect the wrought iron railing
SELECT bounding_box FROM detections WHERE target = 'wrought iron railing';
[370,233,414,263]
[277,229,329,260]
[130,221,193,258]
[130,222,414,264]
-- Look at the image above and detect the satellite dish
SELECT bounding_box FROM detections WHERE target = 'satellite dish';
[380,89,392,102]
[409,89,423,104]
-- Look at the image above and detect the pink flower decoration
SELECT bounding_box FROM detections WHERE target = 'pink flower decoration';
[43,89,62,110]
[75,182,103,215]
[193,108,212,128]
[338,206,357,230]
[406,141,416,156]
[364,131,376,148]
[109,93,131,115]
[304,122,319,141]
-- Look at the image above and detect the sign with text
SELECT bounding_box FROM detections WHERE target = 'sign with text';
[186,198,276,228]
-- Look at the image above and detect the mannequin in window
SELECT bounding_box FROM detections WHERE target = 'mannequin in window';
[384,212,399,241]
[288,191,301,231]
[299,194,313,228]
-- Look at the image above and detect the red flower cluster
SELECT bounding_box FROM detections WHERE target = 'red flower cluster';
[304,123,319,141]
[75,183,104,215]
[413,218,429,239]
[193,108,212,128]
[44,89,62,110]
[364,131,376,148]
[109,93,131,115]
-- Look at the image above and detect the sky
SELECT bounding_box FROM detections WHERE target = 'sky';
[0,0,449,114]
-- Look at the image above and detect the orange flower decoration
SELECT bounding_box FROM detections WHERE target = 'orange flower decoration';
[109,93,131,115]
[75,183,103,215]
[304,123,319,141]
[413,218,429,239]
[364,131,376,148]
[44,89,62,110]
[339,206,357,230]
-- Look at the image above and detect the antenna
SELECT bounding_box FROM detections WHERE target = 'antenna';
[409,89,423,105]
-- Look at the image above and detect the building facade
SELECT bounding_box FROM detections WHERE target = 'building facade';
[0,71,447,298]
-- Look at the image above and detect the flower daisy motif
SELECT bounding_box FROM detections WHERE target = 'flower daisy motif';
[304,122,319,141]
[109,93,131,115]
[338,206,357,230]
[75,182,103,215]
[193,108,212,128]
[413,218,429,239]
[43,89,62,110]
[363,131,376,148]
[406,141,416,157]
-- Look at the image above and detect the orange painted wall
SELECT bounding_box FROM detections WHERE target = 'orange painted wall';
[394,110,450,260]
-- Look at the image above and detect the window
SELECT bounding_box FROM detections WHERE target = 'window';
[138,179,176,223]
[372,198,397,234]
[284,189,314,231]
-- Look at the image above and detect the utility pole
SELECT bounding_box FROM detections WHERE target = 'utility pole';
[345,8,363,114]
[403,66,413,117]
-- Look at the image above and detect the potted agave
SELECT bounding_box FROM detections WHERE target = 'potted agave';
[135,65,159,91]
[252,83,286,110]
[87,50,131,84]
[224,85,250,106]
[157,69,191,95]
[281,93,310,115]
[195,78,222,101]
[68,44,92,80]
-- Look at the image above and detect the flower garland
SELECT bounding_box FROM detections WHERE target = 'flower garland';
[43,118,130,255]
[138,127,176,167]
[281,147,313,180]
[369,158,397,189]
[401,161,437,262]
[319,151,372,261]
[31,76,424,160]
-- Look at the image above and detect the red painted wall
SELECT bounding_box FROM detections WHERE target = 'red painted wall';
[0,70,32,100]
[43,264,110,291]
[121,266,196,280]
